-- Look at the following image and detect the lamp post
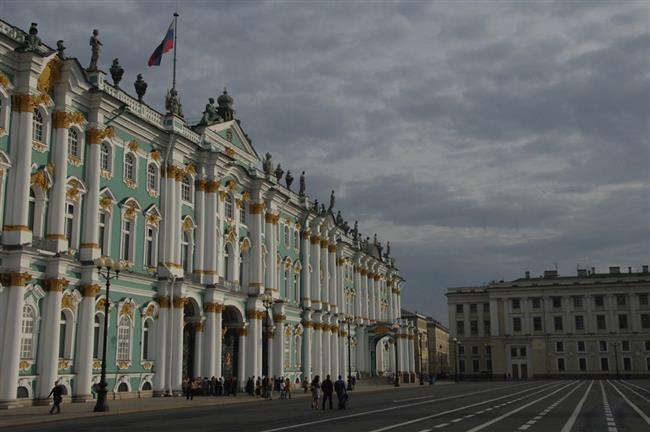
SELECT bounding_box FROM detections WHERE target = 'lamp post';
[345,316,353,391]
[439,344,443,377]
[260,293,274,377]
[93,256,123,412]
[452,337,459,382]
[613,341,620,379]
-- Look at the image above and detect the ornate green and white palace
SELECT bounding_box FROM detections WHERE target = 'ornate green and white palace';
[0,20,414,407]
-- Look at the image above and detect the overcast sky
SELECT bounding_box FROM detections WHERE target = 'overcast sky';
[3,0,648,324]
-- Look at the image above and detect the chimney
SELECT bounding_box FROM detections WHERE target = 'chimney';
[577,269,588,277]
[525,271,530,279]
[643,265,649,273]
[544,270,558,278]
[609,266,620,274]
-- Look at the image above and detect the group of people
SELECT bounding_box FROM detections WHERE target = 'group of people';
[309,375,348,410]
[182,376,239,400]
[245,376,294,400]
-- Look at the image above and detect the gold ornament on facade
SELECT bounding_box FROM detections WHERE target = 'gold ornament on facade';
[328,244,337,253]
[235,328,248,337]
[30,170,50,192]
[310,235,321,245]
[53,111,85,129]
[19,360,30,371]
[194,322,205,332]
[0,272,32,287]
[127,140,139,152]
[142,361,153,370]
[157,296,171,308]
[100,169,112,180]
[46,278,69,292]
[240,238,251,252]
[61,293,76,311]
[0,72,10,89]
[273,314,286,323]
[150,150,161,161]
[182,217,193,232]
[250,202,265,214]
[120,302,134,319]
[95,298,107,312]
[173,297,188,308]
[205,180,218,193]
[93,360,102,369]
[57,359,70,369]
[246,309,265,320]
[99,196,113,210]
[37,56,62,96]
[67,154,82,167]
[196,178,206,191]
[241,191,250,202]
[12,93,49,112]
[117,361,130,370]
[184,163,196,175]
[124,202,137,220]
[224,146,236,158]
[87,126,115,144]
[320,239,329,248]
[80,284,100,297]
[145,214,160,227]
[218,190,227,201]
[227,179,237,191]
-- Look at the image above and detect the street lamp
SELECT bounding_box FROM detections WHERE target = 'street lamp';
[393,321,400,387]
[260,293,274,376]
[344,316,354,391]
[439,344,443,377]
[452,337,460,382]
[93,256,123,412]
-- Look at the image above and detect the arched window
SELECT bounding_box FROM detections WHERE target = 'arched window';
[239,252,244,287]
[181,231,191,273]
[124,153,135,181]
[294,271,300,302]
[284,267,291,300]
[68,129,79,158]
[117,315,132,361]
[181,175,192,202]
[284,330,291,368]
[224,195,233,219]
[240,205,246,224]
[100,143,111,171]
[32,109,44,142]
[142,382,152,391]
[284,225,290,248]
[93,313,103,359]
[117,382,129,392]
[147,164,157,192]
[142,319,152,361]
[144,225,156,268]
[27,189,36,232]
[295,333,302,368]
[224,244,232,281]
[20,306,35,359]
[58,311,67,358]
[64,202,75,243]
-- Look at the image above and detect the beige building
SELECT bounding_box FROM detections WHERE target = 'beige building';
[402,310,429,380]
[427,319,449,377]
[447,266,650,379]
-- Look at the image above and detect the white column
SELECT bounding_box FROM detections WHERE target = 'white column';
[264,212,276,291]
[408,332,416,374]
[332,326,340,379]
[201,180,216,283]
[328,243,337,313]
[312,313,322,377]
[362,270,369,320]
[36,280,65,400]
[246,299,262,379]
[2,100,33,245]
[194,179,205,278]
[237,327,247,388]
[171,297,184,392]
[203,305,216,378]
[194,325,203,377]
[478,301,485,337]
[46,116,69,252]
[322,320,331,376]
[310,233,321,310]
[74,283,100,401]
[489,299,499,337]
[320,239,329,307]
[0,273,31,406]
[214,306,223,377]
[301,230,311,306]
[273,313,285,378]
[248,198,264,295]
[355,269,362,320]
[79,125,104,261]
[153,297,169,394]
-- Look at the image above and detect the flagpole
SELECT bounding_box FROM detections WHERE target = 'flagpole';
[172,11,179,90]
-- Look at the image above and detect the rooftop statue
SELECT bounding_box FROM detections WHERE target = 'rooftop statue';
[263,153,273,177]
[87,29,102,72]
[385,241,391,258]
[56,40,66,59]
[134,74,148,103]
[335,210,343,225]
[298,171,306,197]
[274,163,284,180]
[285,170,294,190]
[109,58,124,88]
[312,199,319,212]
[351,220,359,240]
[342,220,350,234]
[328,190,335,212]
[17,22,41,53]
[377,241,383,260]
[320,203,326,214]
[165,87,183,117]
[373,233,378,245]
[199,97,222,125]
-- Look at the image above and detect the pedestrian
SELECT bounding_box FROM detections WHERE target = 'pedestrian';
[310,375,321,409]
[47,381,64,414]
[284,377,292,399]
[190,378,200,400]
[183,377,191,400]
[321,374,334,410]
[334,375,347,409]
[256,376,262,397]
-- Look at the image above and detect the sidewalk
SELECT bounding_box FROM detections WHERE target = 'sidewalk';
[0,381,443,428]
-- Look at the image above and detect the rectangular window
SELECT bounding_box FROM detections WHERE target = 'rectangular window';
[575,315,584,331]
[599,341,608,352]
[145,227,155,267]
[485,345,492,355]
[595,295,604,307]
[601,357,609,371]
[473,359,479,372]
[64,203,74,241]
[513,317,522,332]
[577,341,586,352]
[471,345,479,355]
[552,297,562,308]
[520,347,527,357]
[470,303,477,313]
[596,315,606,331]
[642,313,650,329]
[573,296,583,308]
[533,316,542,332]
[647,358,650,371]
[484,320,491,334]
[487,359,492,371]
[122,220,131,261]
[579,358,587,371]
[646,340,650,351]
[98,212,106,255]
[458,345,465,356]
[483,303,490,312]
[616,295,626,306]
[456,304,464,314]
[459,359,465,373]
[622,341,630,352]
[511,347,517,358]
[554,316,563,331]
[557,358,565,371]
[623,357,631,371]
[456,321,464,335]
[532,298,541,309]
[640,294,649,306]
[512,298,521,309]
[618,314,628,330]
[556,341,564,353]
[470,320,478,335]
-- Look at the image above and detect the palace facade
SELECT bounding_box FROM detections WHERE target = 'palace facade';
[0,19,413,407]
[447,266,650,379]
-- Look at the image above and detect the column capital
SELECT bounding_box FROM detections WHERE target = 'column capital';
[204,302,225,313]
[86,126,115,144]
[249,202,266,214]
[0,272,32,287]
[53,111,85,129]
[173,297,188,308]
[45,278,70,292]
[246,309,265,320]
[80,284,101,297]
[235,327,248,336]
[273,314,287,323]
[11,93,49,112]
[157,296,171,308]
[310,234,321,244]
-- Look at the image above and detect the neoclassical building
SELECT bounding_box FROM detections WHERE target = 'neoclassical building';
[0,20,414,407]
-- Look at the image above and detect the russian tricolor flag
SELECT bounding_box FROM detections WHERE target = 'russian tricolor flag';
[148,21,174,66]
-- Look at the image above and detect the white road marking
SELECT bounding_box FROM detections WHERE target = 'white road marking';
[259,381,560,432]
[608,380,650,426]
[434,423,448,429]
[621,380,650,395]
[451,418,462,423]
[391,381,533,402]
[558,380,593,432]
[600,381,618,432]
[463,381,577,432]
[365,381,566,432]
[514,380,584,432]
[617,380,650,403]
[417,429,432,432]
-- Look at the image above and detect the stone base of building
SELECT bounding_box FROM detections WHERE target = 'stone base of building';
[72,394,94,403]
[0,400,20,410]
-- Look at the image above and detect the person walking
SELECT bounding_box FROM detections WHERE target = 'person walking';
[321,374,334,410]
[47,381,64,414]
[310,375,321,409]
[284,377,292,399]
[183,377,191,400]
[334,375,347,409]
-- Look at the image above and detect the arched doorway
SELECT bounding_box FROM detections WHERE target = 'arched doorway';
[183,299,200,379]
[222,306,243,379]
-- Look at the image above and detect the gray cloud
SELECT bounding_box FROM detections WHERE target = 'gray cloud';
[2,0,648,323]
